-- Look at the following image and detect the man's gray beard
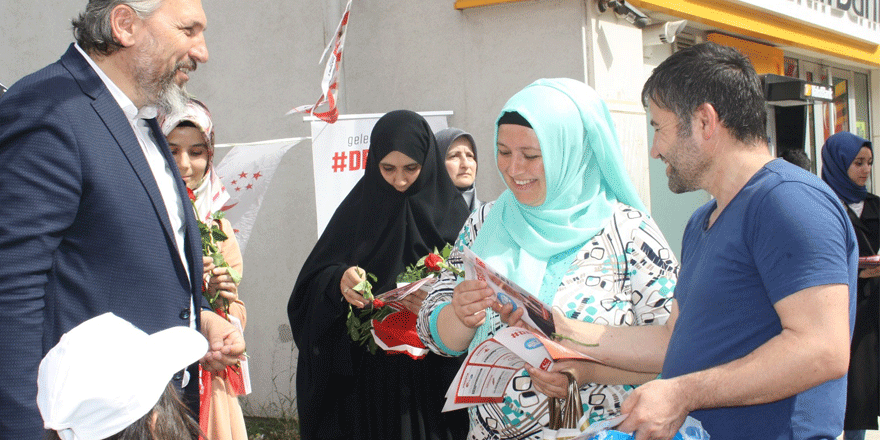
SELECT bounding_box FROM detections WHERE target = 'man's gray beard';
[135,67,189,115]
[155,81,189,116]
[133,42,191,114]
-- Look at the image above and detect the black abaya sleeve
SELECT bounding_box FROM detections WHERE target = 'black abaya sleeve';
[289,263,347,350]
[288,262,363,439]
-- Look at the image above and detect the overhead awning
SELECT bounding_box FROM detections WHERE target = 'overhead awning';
[628,0,880,67]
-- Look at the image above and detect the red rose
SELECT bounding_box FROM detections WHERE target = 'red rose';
[372,299,385,308]
[187,187,196,202]
[424,253,443,272]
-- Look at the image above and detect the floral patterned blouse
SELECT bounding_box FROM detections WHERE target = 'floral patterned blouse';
[417,201,678,440]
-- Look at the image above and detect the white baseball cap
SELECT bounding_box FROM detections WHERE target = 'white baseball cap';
[37,313,208,440]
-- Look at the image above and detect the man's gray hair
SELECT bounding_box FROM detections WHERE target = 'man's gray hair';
[72,0,164,56]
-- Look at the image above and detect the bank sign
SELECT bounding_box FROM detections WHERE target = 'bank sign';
[732,0,880,45]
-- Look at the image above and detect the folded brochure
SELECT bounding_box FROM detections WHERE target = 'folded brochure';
[374,276,436,304]
[461,247,555,336]
[443,248,599,412]
[443,326,598,411]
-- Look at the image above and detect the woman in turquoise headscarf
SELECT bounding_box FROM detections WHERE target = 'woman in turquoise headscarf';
[417,78,678,439]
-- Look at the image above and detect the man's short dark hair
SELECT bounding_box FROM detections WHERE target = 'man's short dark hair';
[642,42,767,145]
[779,148,812,171]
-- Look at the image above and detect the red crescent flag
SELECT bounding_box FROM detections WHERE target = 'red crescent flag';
[214,138,303,252]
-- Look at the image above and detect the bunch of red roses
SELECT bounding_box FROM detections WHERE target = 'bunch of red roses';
[347,244,464,354]
[396,243,464,284]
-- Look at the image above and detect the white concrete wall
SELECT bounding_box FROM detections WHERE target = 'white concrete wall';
[341,0,589,199]
[586,6,653,210]
[0,0,656,417]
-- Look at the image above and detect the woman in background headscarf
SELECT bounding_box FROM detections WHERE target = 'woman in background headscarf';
[417,79,678,439]
[436,127,482,211]
[160,99,248,440]
[822,131,880,440]
[288,110,470,440]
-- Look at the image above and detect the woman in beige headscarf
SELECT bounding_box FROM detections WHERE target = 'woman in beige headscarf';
[160,99,247,440]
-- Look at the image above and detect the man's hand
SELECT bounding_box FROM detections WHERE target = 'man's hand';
[617,378,690,440]
[199,310,246,372]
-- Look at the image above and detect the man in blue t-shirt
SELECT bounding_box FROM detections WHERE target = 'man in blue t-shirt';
[617,42,858,440]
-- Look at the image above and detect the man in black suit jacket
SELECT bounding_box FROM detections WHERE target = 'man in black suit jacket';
[0,1,245,438]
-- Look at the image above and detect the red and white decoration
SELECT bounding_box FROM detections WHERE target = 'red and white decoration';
[290,0,353,123]
[371,305,429,360]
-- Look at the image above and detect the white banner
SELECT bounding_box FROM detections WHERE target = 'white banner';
[214,138,304,252]
[308,111,452,236]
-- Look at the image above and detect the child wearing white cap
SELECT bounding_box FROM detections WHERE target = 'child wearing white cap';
[37,313,207,440]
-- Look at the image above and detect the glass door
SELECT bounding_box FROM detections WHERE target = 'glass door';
[829,67,872,188]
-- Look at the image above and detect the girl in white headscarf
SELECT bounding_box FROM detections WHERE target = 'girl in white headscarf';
[160,99,247,440]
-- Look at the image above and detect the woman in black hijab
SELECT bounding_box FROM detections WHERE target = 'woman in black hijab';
[288,110,470,440]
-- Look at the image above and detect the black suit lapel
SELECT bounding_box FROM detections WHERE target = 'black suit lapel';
[93,98,185,254]
[62,45,182,259]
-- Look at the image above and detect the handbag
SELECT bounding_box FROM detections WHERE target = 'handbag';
[548,371,584,430]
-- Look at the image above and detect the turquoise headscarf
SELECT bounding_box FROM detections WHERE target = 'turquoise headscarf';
[470,78,645,304]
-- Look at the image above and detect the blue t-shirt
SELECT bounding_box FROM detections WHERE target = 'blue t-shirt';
[662,159,857,440]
